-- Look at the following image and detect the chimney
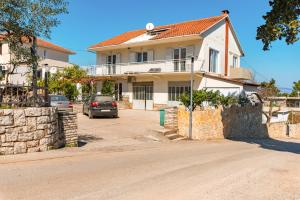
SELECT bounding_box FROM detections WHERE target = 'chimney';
[221,10,230,15]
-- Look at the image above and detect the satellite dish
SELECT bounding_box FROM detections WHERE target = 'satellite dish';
[146,23,154,31]
[50,67,57,74]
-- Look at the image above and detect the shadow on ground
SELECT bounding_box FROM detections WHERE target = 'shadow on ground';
[230,138,300,154]
[78,135,103,147]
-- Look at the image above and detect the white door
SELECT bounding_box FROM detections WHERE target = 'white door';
[132,83,153,110]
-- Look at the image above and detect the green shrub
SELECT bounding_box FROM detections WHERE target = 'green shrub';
[179,89,243,110]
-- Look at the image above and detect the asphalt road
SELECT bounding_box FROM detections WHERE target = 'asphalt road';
[1,110,300,200]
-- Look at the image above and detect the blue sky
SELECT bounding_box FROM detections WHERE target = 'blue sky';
[48,0,300,89]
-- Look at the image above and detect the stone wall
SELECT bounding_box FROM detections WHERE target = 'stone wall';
[0,108,78,155]
[0,107,59,155]
[164,107,178,130]
[58,111,78,147]
[173,105,300,140]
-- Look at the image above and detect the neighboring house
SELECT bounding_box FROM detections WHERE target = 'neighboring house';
[0,36,75,84]
[87,10,259,110]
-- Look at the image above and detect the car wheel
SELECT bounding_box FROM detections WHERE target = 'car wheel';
[88,110,94,119]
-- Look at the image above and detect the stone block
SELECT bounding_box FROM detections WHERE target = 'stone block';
[34,130,45,140]
[26,117,37,131]
[1,142,13,147]
[39,137,49,146]
[24,108,41,117]
[14,142,27,154]
[0,147,14,155]
[27,140,39,148]
[39,144,48,152]
[13,109,26,126]
[37,124,51,130]
[0,115,13,126]
[1,135,5,143]
[41,107,50,116]
[0,109,13,116]
[36,116,50,124]
[0,127,5,134]
[18,132,34,142]
[27,147,40,153]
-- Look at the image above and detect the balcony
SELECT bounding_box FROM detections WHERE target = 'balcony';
[229,67,253,80]
[86,59,204,76]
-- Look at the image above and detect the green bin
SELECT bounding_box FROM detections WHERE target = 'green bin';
[160,109,165,126]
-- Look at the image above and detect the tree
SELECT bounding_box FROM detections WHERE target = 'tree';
[258,78,280,98]
[101,80,115,96]
[257,0,300,50]
[0,0,68,81]
[290,80,300,97]
[40,65,87,101]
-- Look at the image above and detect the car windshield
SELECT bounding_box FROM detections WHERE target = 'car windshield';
[94,96,113,102]
[50,96,68,101]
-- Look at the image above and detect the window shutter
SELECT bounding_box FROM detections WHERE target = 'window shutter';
[186,46,194,58]
[129,52,136,63]
[116,53,121,64]
[147,50,154,62]
[166,48,173,61]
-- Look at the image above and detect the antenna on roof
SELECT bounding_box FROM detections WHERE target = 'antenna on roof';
[146,23,155,31]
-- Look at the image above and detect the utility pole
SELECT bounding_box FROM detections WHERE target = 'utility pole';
[189,57,194,139]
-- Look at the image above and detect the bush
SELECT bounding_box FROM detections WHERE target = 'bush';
[179,89,243,111]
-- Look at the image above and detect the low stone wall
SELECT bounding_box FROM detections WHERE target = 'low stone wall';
[0,107,59,155]
[0,108,78,155]
[164,107,178,129]
[288,123,300,139]
[171,105,300,140]
[58,111,78,147]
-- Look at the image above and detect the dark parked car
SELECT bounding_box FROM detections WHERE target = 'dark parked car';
[50,95,73,111]
[83,95,118,119]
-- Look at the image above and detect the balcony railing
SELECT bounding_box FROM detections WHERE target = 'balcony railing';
[85,59,204,76]
[229,67,253,80]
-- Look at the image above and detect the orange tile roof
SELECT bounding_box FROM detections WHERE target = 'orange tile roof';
[36,38,75,54]
[89,29,146,49]
[89,15,226,49]
[0,35,75,55]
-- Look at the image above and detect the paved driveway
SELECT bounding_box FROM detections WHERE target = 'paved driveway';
[77,109,165,150]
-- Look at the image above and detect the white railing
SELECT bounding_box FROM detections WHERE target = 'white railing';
[85,59,204,76]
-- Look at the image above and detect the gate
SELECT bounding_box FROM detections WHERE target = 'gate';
[132,82,153,110]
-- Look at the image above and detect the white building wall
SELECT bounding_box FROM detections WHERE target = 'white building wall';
[37,47,69,63]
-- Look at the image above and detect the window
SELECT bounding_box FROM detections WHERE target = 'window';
[168,82,190,101]
[133,86,153,100]
[173,48,186,72]
[43,50,47,59]
[106,55,117,74]
[209,49,219,73]
[232,55,238,68]
[0,43,2,55]
[136,52,148,62]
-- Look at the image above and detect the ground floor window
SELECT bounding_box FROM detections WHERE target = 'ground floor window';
[133,84,153,100]
[168,81,190,101]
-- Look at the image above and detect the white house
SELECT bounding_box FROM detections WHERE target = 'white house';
[0,36,75,84]
[87,10,259,110]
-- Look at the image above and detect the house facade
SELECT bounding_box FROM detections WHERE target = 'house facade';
[0,37,75,84]
[87,10,258,110]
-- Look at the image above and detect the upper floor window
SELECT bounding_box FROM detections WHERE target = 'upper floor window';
[173,48,186,72]
[232,55,238,68]
[209,49,219,73]
[43,50,47,59]
[136,52,148,62]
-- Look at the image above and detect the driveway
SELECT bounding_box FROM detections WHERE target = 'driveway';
[77,109,166,150]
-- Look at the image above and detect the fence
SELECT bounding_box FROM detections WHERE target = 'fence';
[0,83,49,108]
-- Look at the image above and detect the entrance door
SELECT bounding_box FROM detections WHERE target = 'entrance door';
[114,83,123,101]
[132,82,153,110]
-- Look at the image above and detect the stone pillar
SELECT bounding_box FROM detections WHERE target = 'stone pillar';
[164,107,178,130]
[58,111,78,147]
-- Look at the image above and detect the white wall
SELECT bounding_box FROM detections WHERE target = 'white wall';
[37,47,69,63]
